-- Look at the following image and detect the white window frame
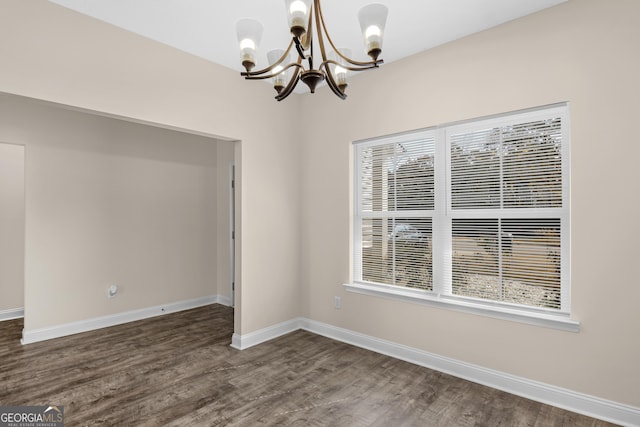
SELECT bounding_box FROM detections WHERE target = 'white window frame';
[347,104,578,332]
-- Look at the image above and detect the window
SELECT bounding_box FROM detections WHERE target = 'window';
[350,105,576,330]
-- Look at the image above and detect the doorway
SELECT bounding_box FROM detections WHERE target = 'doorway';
[230,163,236,307]
[0,142,25,320]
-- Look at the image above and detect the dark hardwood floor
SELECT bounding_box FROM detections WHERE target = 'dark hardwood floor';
[0,305,617,426]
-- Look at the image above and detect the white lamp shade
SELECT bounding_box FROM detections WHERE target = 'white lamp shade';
[267,49,289,88]
[236,18,263,69]
[358,3,388,58]
[330,49,351,87]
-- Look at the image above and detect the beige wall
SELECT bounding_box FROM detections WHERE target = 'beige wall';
[0,94,227,330]
[300,0,640,407]
[0,0,303,335]
[0,143,25,312]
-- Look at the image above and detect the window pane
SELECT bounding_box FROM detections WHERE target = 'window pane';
[452,219,499,299]
[451,117,563,210]
[450,130,501,209]
[360,138,434,213]
[361,218,432,290]
[452,218,561,310]
[502,219,561,309]
[389,139,435,211]
[502,118,563,208]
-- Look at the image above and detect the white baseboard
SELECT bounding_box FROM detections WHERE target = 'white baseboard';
[215,295,233,307]
[231,317,302,350]
[231,317,640,427]
[0,307,24,321]
[21,295,221,345]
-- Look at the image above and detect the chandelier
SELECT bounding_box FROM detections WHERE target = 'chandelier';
[236,1,388,101]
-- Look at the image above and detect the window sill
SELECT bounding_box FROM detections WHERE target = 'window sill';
[344,282,580,333]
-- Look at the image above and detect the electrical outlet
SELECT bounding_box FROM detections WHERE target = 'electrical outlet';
[107,285,118,299]
[334,296,341,309]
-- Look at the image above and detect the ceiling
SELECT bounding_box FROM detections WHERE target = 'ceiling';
[49,0,566,82]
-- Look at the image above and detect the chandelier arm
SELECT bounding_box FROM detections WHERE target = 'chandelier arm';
[298,8,313,53]
[294,37,306,60]
[243,63,304,80]
[275,65,302,102]
[315,0,383,68]
[312,0,329,64]
[321,59,380,73]
[320,62,347,100]
[241,39,296,77]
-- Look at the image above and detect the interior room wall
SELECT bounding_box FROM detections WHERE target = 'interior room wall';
[0,0,302,336]
[0,94,224,331]
[0,142,25,313]
[299,0,640,408]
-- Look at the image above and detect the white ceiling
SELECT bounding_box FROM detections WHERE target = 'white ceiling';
[49,0,566,77]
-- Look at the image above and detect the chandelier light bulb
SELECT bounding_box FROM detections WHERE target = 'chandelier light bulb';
[289,0,307,15]
[240,38,256,52]
[365,25,381,40]
[285,0,312,38]
[335,64,347,90]
[330,48,351,92]
[364,26,382,55]
[273,65,285,91]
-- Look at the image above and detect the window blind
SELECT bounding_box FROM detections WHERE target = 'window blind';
[353,104,569,314]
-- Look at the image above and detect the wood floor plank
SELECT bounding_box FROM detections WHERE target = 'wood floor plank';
[0,305,619,426]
